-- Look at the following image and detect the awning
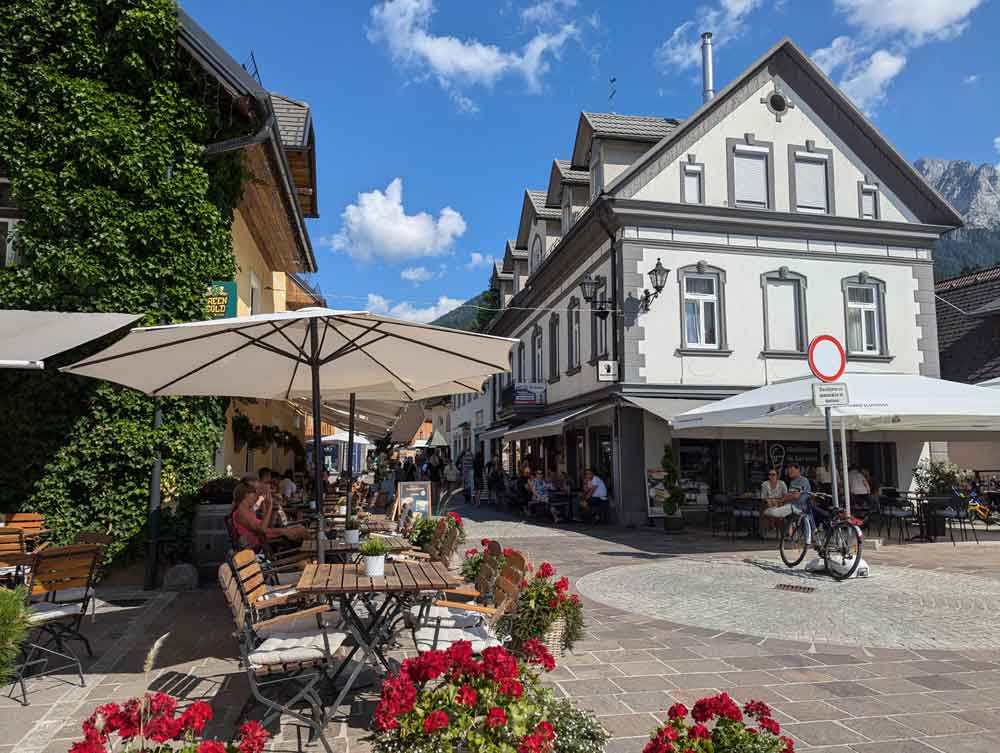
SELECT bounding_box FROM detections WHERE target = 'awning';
[622,395,712,423]
[504,404,596,442]
[480,425,509,441]
[1,310,140,369]
[390,404,425,444]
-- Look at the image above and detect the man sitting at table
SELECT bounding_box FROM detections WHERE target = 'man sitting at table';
[770,462,816,546]
[581,469,609,524]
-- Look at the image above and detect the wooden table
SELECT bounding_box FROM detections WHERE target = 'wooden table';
[298,562,461,671]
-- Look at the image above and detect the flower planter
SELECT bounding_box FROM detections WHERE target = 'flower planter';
[364,554,385,578]
[663,513,685,533]
[542,616,566,657]
[344,529,360,545]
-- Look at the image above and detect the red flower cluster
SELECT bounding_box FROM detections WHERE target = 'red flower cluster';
[486,707,507,727]
[537,562,555,578]
[644,694,793,753]
[464,547,479,558]
[69,694,269,753]
[481,537,491,546]
[373,673,418,731]
[447,511,463,526]
[521,639,557,671]
[517,720,555,753]
[423,710,449,733]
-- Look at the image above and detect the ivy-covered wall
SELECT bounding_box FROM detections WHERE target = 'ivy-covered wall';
[0,0,247,559]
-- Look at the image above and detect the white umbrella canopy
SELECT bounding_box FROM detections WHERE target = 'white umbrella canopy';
[0,309,140,369]
[672,372,1000,433]
[63,308,515,562]
[63,308,513,399]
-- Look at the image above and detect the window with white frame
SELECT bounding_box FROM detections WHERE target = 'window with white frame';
[762,268,807,353]
[859,182,880,220]
[567,298,581,370]
[791,146,832,214]
[678,263,728,351]
[729,140,772,209]
[532,326,543,382]
[530,236,543,275]
[681,161,704,205]
[842,274,887,356]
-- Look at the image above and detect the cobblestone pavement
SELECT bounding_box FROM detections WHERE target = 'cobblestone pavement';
[6,505,1000,753]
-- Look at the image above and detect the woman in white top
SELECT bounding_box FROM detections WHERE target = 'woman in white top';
[760,469,787,501]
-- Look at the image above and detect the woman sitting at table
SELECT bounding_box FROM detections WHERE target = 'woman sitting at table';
[231,482,308,553]
[760,469,787,533]
[529,470,550,516]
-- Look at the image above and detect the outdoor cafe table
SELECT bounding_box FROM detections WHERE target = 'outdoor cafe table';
[297,562,462,673]
[299,536,411,563]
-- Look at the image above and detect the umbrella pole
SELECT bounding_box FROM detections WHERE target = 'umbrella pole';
[346,392,356,521]
[310,320,325,565]
[840,418,851,517]
[143,397,163,591]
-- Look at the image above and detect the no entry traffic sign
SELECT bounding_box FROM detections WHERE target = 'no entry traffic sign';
[808,335,846,383]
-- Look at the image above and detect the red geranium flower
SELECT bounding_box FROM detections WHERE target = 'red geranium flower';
[237,720,270,753]
[667,702,688,720]
[498,677,523,698]
[145,714,183,743]
[447,511,463,526]
[534,720,555,741]
[456,684,478,707]
[481,538,491,546]
[760,717,781,735]
[486,707,508,727]
[538,562,555,578]
[423,710,449,733]
[744,699,771,719]
[180,701,214,734]
[689,723,711,739]
[517,734,546,753]
[197,742,227,753]
[547,598,558,608]
[554,576,569,592]
[148,692,178,719]
[464,548,478,558]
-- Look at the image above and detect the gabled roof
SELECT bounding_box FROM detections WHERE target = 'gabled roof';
[605,37,963,228]
[516,190,561,249]
[501,239,520,273]
[936,265,1000,293]
[545,159,590,206]
[270,92,312,149]
[571,112,681,167]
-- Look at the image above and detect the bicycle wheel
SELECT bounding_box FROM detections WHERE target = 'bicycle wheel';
[825,523,863,581]
[779,516,808,567]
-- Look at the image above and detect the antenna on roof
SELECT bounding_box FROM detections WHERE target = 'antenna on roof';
[242,50,262,86]
[608,76,617,111]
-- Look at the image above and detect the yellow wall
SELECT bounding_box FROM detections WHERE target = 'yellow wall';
[219,208,304,475]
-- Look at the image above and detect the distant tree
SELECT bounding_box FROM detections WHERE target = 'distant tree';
[472,288,500,332]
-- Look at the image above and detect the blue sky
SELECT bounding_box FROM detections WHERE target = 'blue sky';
[183,0,999,322]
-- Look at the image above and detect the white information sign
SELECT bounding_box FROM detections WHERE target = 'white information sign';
[597,360,618,382]
[812,382,850,408]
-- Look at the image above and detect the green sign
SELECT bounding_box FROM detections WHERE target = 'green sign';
[206,280,237,319]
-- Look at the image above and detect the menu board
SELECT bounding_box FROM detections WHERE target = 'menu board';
[646,469,667,519]
[397,481,432,518]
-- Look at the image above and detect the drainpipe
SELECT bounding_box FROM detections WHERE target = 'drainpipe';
[596,198,621,384]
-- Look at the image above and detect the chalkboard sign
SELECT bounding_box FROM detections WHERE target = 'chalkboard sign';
[397,481,432,518]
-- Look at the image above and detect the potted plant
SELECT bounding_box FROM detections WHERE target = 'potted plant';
[497,562,584,656]
[344,516,361,545]
[0,587,29,687]
[643,693,794,753]
[660,445,687,533]
[360,537,389,577]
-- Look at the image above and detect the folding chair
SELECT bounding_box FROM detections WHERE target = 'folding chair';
[4,513,47,549]
[229,549,330,618]
[219,562,358,753]
[0,528,31,586]
[7,544,100,705]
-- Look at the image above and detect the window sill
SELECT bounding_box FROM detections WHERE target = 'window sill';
[587,354,609,366]
[676,348,733,357]
[547,374,560,385]
[761,350,807,360]
[847,353,894,363]
[566,365,582,376]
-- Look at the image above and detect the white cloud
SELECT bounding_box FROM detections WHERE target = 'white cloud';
[837,49,906,112]
[465,252,495,270]
[833,0,985,44]
[520,0,576,25]
[368,0,578,110]
[325,178,466,262]
[655,0,764,72]
[812,35,864,76]
[994,136,1000,163]
[366,293,465,324]
[400,266,435,284]
[963,74,979,84]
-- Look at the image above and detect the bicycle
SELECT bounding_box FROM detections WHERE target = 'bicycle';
[951,484,1000,529]
[776,492,865,581]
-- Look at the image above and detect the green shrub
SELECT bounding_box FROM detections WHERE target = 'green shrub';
[0,588,30,685]
[409,517,437,547]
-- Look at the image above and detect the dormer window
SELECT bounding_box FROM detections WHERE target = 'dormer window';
[859,181,880,220]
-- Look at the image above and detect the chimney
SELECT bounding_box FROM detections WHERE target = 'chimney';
[701,32,715,103]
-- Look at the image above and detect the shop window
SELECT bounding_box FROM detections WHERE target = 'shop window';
[548,314,560,382]
[678,262,729,353]
[727,137,774,210]
[761,268,807,354]
[859,181,880,220]
[531,325,543,382]
[567,297,581,371]
[842,273,888,357]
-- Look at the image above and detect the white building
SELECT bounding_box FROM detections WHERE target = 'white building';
[458,36,962,525]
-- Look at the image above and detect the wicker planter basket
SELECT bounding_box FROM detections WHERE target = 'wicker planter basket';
[542,616,567,657]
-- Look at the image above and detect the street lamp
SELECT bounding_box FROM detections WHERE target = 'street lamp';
[640,258,670,313]
[579,274,610,320]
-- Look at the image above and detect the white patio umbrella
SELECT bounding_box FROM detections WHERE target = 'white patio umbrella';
[0,309,140,369]
[63,308,515,561]
[672,372,1000,513]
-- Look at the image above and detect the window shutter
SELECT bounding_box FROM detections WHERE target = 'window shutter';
[766,280,799,351]
[683,171,701,203]
[734,153,767,206]
[861,189,876,218]
[795,159,827,212]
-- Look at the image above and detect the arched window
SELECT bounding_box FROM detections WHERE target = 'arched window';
[530,235,543,274]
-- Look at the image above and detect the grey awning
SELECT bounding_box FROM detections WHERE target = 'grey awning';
[0,310,140,369]
[504,404,597,441]
[621,395,712,423]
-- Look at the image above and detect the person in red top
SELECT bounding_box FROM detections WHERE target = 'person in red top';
[231,481,307,552]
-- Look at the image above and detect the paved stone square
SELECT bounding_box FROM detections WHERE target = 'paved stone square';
[5,505,1000,753]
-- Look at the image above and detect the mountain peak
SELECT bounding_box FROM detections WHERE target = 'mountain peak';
[915,157,1000,230]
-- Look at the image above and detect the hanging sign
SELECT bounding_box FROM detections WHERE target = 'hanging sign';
[206,280,237,319]
[807,335,846,383]
[812,382,850,408]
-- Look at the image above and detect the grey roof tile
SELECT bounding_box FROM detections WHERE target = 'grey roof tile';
[583,112,680,141]
[555,159,590,183]
[936,264,1000,383]
[527,189,561,220]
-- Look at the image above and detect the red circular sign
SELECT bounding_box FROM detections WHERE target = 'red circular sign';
[808,335,846,382]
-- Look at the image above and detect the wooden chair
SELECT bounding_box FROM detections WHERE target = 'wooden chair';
[4,513,47,549]
[225,511,309,586]
[218,560,360,753]
[7,545,101,705]
[0,528,30,585]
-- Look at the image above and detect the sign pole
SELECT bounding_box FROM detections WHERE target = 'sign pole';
[825,407,840,510]
[840,418,851,517]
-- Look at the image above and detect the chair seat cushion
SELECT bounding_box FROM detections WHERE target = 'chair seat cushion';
[29,601,83,624]
[249,628,347,667]
[258,586,299,603]
[410,604,482,629]
[273,572,301,587]
[256,610,342,639]
[412,624,499,654]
